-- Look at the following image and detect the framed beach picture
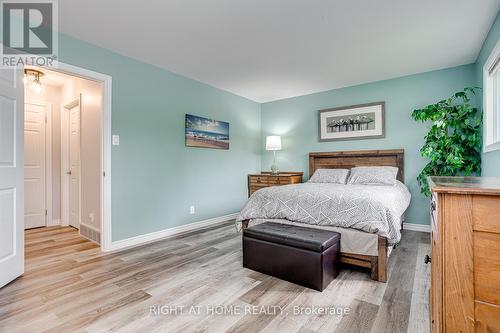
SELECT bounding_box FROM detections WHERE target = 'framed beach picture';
[318,102,385,141]
[185,114,230,150]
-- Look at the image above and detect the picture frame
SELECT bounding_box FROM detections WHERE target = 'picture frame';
[318,102,385,142]
[185,114,230,150]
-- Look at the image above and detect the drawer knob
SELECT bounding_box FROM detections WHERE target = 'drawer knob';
[424,254,431,264]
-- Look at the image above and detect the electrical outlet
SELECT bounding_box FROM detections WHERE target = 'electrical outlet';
[112,135,120,146]
[189,206,195,214]
[89,213,94,223]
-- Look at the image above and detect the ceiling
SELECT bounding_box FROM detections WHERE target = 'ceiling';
[58,0,500,103]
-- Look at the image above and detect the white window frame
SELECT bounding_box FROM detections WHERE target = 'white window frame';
[483,37,500,153]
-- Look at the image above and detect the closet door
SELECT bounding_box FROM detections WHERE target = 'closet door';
[24,103,46,229]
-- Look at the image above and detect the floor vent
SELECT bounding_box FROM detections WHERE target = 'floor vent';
[80,224,100,244]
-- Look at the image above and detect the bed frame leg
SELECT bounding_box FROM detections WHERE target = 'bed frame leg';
[241,220,249,231]
[371,236,387,282]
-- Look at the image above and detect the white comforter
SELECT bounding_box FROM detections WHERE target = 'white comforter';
[237,181,411,245]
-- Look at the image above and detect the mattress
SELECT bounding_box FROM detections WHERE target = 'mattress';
[237,181,411,245]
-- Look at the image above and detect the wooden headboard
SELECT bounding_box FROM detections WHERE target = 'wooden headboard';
[309,149,405,183]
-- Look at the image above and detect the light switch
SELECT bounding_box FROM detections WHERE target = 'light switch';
[112,135,120,146]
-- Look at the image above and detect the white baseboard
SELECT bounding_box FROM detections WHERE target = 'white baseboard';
[80,223,101,244]
[403,223,431,233]
[105,213,238,252]
[47,219,61,226]
[80,222,100,232]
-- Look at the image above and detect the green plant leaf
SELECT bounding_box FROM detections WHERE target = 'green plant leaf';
[411,87,481,196]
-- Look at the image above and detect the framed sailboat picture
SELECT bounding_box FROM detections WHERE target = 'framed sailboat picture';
[318,102,385,141]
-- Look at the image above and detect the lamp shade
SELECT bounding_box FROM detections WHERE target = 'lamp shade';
[265,136,282,151]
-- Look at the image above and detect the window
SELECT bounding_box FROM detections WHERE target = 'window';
[483,38,500,152]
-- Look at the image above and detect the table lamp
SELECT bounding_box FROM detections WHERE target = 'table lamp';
[266,136,282,175]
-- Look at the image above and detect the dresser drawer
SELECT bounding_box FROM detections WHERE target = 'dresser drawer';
[474,195,500,234]
[474,231,500,305]
[248,173,303,197]
[278,177,292,184]
[475,301,500,333]
[268,177,280,185]
[249,176,269,185]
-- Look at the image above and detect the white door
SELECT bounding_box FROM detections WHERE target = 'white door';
[0,68,24,288]
[24,103,46,229]
[66,98,81,229]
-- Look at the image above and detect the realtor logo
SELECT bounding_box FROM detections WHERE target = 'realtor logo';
[1,0,58,67]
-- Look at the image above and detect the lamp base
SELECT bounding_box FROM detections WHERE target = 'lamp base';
[270,164,279,175]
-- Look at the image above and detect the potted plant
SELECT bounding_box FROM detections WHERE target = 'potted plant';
[411,87,482,195]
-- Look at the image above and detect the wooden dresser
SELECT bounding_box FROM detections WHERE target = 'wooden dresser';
[247,172,303,197]
[429,176,500,333]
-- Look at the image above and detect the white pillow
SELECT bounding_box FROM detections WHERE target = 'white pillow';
[347,166,399,186]
[308,169,350,184]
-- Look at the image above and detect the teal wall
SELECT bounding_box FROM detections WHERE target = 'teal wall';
[476,12,500,177]
[58,35,261,241]
[261,65,477,225]
[55,21,496,237]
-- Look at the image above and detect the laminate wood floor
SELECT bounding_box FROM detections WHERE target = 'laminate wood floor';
[0,223,430,333]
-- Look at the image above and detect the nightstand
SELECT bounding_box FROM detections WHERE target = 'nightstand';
[247,172,303,197]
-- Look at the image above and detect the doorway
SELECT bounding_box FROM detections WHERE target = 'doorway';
[23,63,112,249]
[0,63,111,288]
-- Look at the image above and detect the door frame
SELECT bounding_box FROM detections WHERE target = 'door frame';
[45,104,52,227]
[61,97,81,230]
[41,62,112,251]
[24,101,53,228]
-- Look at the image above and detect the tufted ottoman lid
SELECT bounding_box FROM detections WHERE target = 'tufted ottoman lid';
[244,222,340,252]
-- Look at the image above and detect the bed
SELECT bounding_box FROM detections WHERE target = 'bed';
[237,149,410,282]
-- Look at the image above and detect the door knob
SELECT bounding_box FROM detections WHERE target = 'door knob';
[424,254,431,264]
[66,170,72,175]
